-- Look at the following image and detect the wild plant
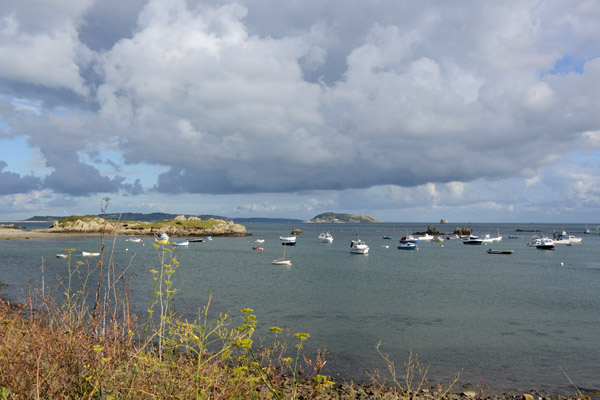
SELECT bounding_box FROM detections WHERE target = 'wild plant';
[369,342,460,400]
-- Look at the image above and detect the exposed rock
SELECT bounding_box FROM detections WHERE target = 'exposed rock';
[291,229,304,235]
[174,215,187,221]
[40,217,246,237]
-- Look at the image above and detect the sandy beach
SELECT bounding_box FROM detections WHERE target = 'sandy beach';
[0,228,102,240]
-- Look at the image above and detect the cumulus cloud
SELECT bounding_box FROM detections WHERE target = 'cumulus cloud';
[1,0,600,220]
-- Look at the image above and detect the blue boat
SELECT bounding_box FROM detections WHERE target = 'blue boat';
[399,235,420,244]
[398,242,418,250]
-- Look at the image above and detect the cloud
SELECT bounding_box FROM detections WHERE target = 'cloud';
[0,0,600,221]
[0,160,42,194]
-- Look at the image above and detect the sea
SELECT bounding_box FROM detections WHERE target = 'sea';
[1,221,599,396]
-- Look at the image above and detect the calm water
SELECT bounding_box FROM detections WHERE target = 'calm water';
[1,222,599,395]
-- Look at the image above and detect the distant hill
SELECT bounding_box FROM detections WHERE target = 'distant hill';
[308,212,381,223]
[232,217,303,223]
[102,213,232,222]
[24,216,67,222]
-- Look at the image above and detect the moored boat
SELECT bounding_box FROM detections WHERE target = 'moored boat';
[82,251,100,257]
[155,233,169,244]
[487,249,514,254]
[280,236,297,246]
[463,235,483,245]
[536,238,555,250]
[172,240,189,246]
[56,253,68,259]
[126,237,142,243]
[318,232,334,243]
[399,235,420,244]
[252,246,263,251]
[417,233,434,241]
[350,238,369,254]
[397,242,418,250]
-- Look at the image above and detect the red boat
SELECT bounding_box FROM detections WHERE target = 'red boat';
[252,246,264,251]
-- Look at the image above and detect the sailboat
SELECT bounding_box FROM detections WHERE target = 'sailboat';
[271,242,292,266]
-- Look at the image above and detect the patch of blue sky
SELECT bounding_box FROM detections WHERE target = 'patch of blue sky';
[542,54,586,77]
[0,136,41,175]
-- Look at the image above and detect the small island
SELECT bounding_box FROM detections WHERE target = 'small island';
[307,212,381,223]
[0,215,247,239]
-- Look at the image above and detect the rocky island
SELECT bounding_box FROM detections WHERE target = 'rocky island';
[29,215,246,237]
[308,212,381,223]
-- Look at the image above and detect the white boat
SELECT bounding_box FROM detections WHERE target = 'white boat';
[155,233,169,243]
[126,237,142,243]
[272,244,292,265]
[56,254,68,259]
[397,242,418,250]
[553,230,582,244]
[318,232,334,243]
[417,233,434,241]
[482,231,502,244]
[527,235,542,247]
[255,239,265,243]
[568,235,582,244]
[463,235,483,245]
[536,238,555,250]
[172,240,189,246]
[280,236,297,246]
[432,236,444,242]
[350,238,369,254]
[82,252,100,257]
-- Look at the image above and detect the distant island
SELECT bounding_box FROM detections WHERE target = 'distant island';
[307,212,381,223]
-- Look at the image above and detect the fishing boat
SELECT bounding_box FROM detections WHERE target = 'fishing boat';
[280,236,297,246]
[172,240,189,246]
[417,233,434,241]
[187,238,204,242]
[350,238,369,254]
[487,249,514,254]
[397,242,418,250]
[318,232,334,243]
[252,246,264,251]
[82,252,100,257]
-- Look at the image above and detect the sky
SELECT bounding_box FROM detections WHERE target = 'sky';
[1,0,600,223]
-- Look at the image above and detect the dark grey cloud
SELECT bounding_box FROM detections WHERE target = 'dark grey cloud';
[0,161,42,194]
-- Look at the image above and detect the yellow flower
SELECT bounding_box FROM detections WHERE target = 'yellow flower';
[269,326,283,333]
[93,345,104,352]
[239,308,253,314]
[294,333,310,341]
